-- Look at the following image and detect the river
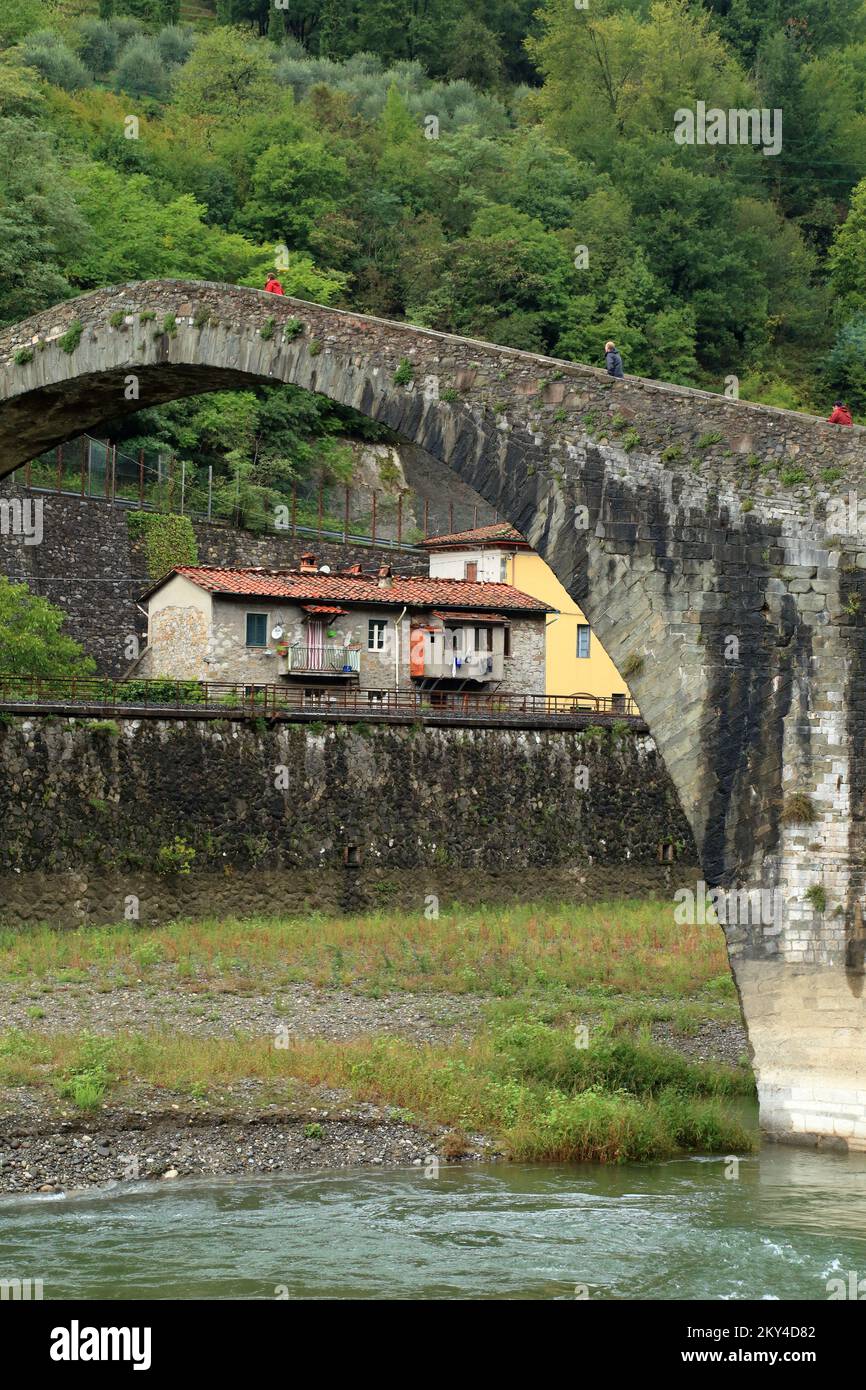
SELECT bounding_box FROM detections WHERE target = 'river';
[2,1141,866,1300]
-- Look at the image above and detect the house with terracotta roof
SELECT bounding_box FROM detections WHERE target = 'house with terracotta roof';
[421,523,632,707]
[137,554,553,698]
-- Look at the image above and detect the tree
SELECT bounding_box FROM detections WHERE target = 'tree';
[0,579,95,679]
[65,165,269,286]
[238,140,350,252]
[173,26,281,118]
[0,117,86,325]
[112,37,172,101]
[828,179,866,320]
[268,7,287,44]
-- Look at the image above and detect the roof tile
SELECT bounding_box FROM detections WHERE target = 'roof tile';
[166,566,551,613]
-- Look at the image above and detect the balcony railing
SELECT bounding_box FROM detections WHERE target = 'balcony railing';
[0,677,643,727]
[280,646,360,674]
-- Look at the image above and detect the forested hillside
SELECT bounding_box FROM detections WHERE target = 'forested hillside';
[3,0,866,502]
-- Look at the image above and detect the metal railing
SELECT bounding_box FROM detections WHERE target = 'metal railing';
[0,677,642,725]
[9,432,500,549]
[283,646,361,673]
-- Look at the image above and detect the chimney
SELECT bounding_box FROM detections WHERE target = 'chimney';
[341,563,362,577]
[299,553,318,574]
[377,564,393,589]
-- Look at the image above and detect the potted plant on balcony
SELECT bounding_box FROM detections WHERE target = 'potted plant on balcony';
[275,641,289,658]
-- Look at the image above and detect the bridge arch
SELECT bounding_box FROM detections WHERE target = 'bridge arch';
[2,278,866,1150]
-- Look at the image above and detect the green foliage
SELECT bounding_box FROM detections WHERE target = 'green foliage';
[780,467,806,486]
[155,836,196,877]
[805,883,827,913]
[57,1035,114,1110]
[259,315,275,340]
[13,347,33,364]
[0,578,95,679]
[118,678,205,704]
[113,36,172,101]
[21,31,90,93]
[58,319,83,354]
[393,358,413,385]
[127,512,198,581]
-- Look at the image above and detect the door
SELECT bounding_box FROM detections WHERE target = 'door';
[306,619,325,670]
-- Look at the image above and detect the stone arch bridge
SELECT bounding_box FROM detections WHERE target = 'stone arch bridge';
[2,279,866,1152]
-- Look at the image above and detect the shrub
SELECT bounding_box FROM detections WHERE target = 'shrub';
[259,316,276,341]
[109,310,126,328]
[13,348,33,365]
[58,319,83,354]
[155,24,194,67]
[805,883,826,913]
[780,467,806,486]
[155,836,196,877]
[622,653,644,678]
[118,679,205,705]
[782,792,816,824]
[697,431,724,449]
[112,36,172,101]
[283,318,304,340]
[393,358,414,385]
[22,32,90,92]
[75,18,121,76]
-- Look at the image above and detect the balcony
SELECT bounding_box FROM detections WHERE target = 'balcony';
[421,652,504,682]
[279,645,360,679]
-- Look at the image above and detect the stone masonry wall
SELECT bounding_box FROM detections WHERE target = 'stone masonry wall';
[0,717,695,928]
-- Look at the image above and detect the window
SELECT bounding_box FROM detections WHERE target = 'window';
[499,556,508,582]
[246,613,268,647]
[465,561,478,581]
[368,619,388,651]
[577,624,591,658]
[503,626,511,658]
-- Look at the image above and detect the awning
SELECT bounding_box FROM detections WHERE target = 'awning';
[431,610,510,623]
[301,604,348,615]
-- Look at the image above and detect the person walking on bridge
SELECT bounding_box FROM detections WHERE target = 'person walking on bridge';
[828,400,853,425]
[264,273,284,295]
[604,340,624,378]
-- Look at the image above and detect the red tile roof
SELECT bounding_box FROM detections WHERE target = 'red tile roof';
[420,521,529,549]
[154,566,552,614]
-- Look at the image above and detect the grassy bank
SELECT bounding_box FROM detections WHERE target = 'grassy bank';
[0,899,730,998]
[0,899,755,1165]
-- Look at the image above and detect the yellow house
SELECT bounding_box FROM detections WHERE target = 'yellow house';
[422,523,632,705]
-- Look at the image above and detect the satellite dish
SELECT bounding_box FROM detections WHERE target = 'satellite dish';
[271,625,284,640]
[319,565,331,574]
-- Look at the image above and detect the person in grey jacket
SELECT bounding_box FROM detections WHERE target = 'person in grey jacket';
[604,340,624,377]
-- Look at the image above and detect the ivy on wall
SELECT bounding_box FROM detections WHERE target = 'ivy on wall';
[127,513,198,582]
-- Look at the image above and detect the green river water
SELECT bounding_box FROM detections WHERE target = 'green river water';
[2,1142,866,1300]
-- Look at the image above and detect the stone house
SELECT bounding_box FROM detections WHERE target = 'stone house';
[422,522,632,705]
[138,554,553,698]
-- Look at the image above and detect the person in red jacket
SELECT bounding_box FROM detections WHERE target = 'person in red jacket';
[264,274,284,295]
[828,400,853,425]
